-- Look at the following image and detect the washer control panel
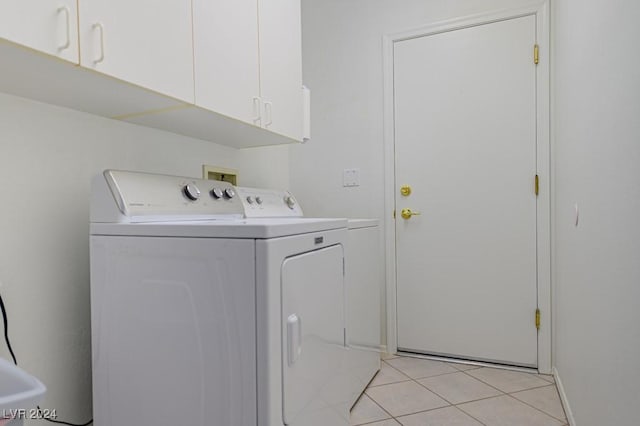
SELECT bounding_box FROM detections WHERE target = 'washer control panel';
[92,170,245,222]
[236,187,304,218]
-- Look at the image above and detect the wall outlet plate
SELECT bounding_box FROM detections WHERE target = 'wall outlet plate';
[343,168,360,187]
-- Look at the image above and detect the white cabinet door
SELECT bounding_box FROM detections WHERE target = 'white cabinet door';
[0,0,78,63]
[79,0,194,103]
[258,0,303,141]
[193,0,260,126]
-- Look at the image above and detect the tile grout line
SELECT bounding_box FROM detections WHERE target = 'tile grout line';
[539,374,555,383]
[367,357,564,426]
[353,418,397,426]
[368,380,411,388]
[365,373,453,422]
[384,363,467,382]
[369,373,496,425]
[459,367,556,395]
[459,368,510,394]
[360,390,398,424]
[411,372,506,407]
[502,394,567,424]
[408,373,491,426]
[376,358,497,425]
[410,375,454,405]
[393,405,490,426]
[451,404,489,426]
[508,389,568,423]
[387,373,491,426]
[452,368,567,423]
[417,380,509,408]
[367,361,412,388]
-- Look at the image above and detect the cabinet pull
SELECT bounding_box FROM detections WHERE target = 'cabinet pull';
[57,6,71,51]
[92,23,105,64]
[264,101,273,127]
[252,96,262,125]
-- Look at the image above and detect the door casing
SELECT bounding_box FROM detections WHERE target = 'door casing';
[382,1,551,373]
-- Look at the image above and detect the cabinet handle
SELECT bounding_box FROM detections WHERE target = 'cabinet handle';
[92,23,105,64]
[252,96,262,125]
[57,6,71,51]
[264,101,273,127]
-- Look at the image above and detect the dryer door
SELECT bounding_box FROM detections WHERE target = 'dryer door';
[281,244,345,425]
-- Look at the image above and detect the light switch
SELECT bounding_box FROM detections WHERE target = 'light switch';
[343,168,360,187]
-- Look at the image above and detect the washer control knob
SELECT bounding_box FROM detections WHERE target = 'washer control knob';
[224,188,236,199]
[246,196,255,204]
[284,195,296,209]
[255,196,263,205]
[183,183,201,201]
[210,188,224,199]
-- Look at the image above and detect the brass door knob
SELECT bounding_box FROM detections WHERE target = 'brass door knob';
[400,185,412,196]
[401,208,421,220]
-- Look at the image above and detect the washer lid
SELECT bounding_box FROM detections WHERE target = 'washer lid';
[90,217,348,239]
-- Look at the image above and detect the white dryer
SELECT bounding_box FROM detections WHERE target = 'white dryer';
[89,170,351,426]
[236,187,381,408]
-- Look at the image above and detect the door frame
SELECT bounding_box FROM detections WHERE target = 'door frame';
[382,1,551,373]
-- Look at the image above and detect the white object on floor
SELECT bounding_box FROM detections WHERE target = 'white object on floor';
[0,357,46,426]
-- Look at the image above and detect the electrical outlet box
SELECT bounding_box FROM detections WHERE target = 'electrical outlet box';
[203,165,238,185]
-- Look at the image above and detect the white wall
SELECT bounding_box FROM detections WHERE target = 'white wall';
[294,0,541,350]
[0,92,287,424]
[238,144,290,189]
[552,1,640,424]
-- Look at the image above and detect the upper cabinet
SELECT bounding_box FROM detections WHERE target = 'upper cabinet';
[258,0,303,141]
[78,0,195,103]
[193,0,261,127]
[0,0,305,148]
[193,0,303,141]
[0,0,79,63]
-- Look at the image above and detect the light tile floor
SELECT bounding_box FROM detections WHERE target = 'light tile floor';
[351,354,567,426]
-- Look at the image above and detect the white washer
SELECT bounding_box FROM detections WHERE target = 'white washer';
[345,219,381,404]
[90,170,351,426]
[237,188,381,407]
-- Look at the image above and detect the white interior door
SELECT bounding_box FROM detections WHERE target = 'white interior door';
[394,15,538,367]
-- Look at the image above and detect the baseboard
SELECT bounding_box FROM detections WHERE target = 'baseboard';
[553,367,576,426]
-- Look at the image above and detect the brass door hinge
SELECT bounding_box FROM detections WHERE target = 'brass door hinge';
[535,174,539,196]
[534,44,539,65]
[393,209,396,219]
[535,308,541,330]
